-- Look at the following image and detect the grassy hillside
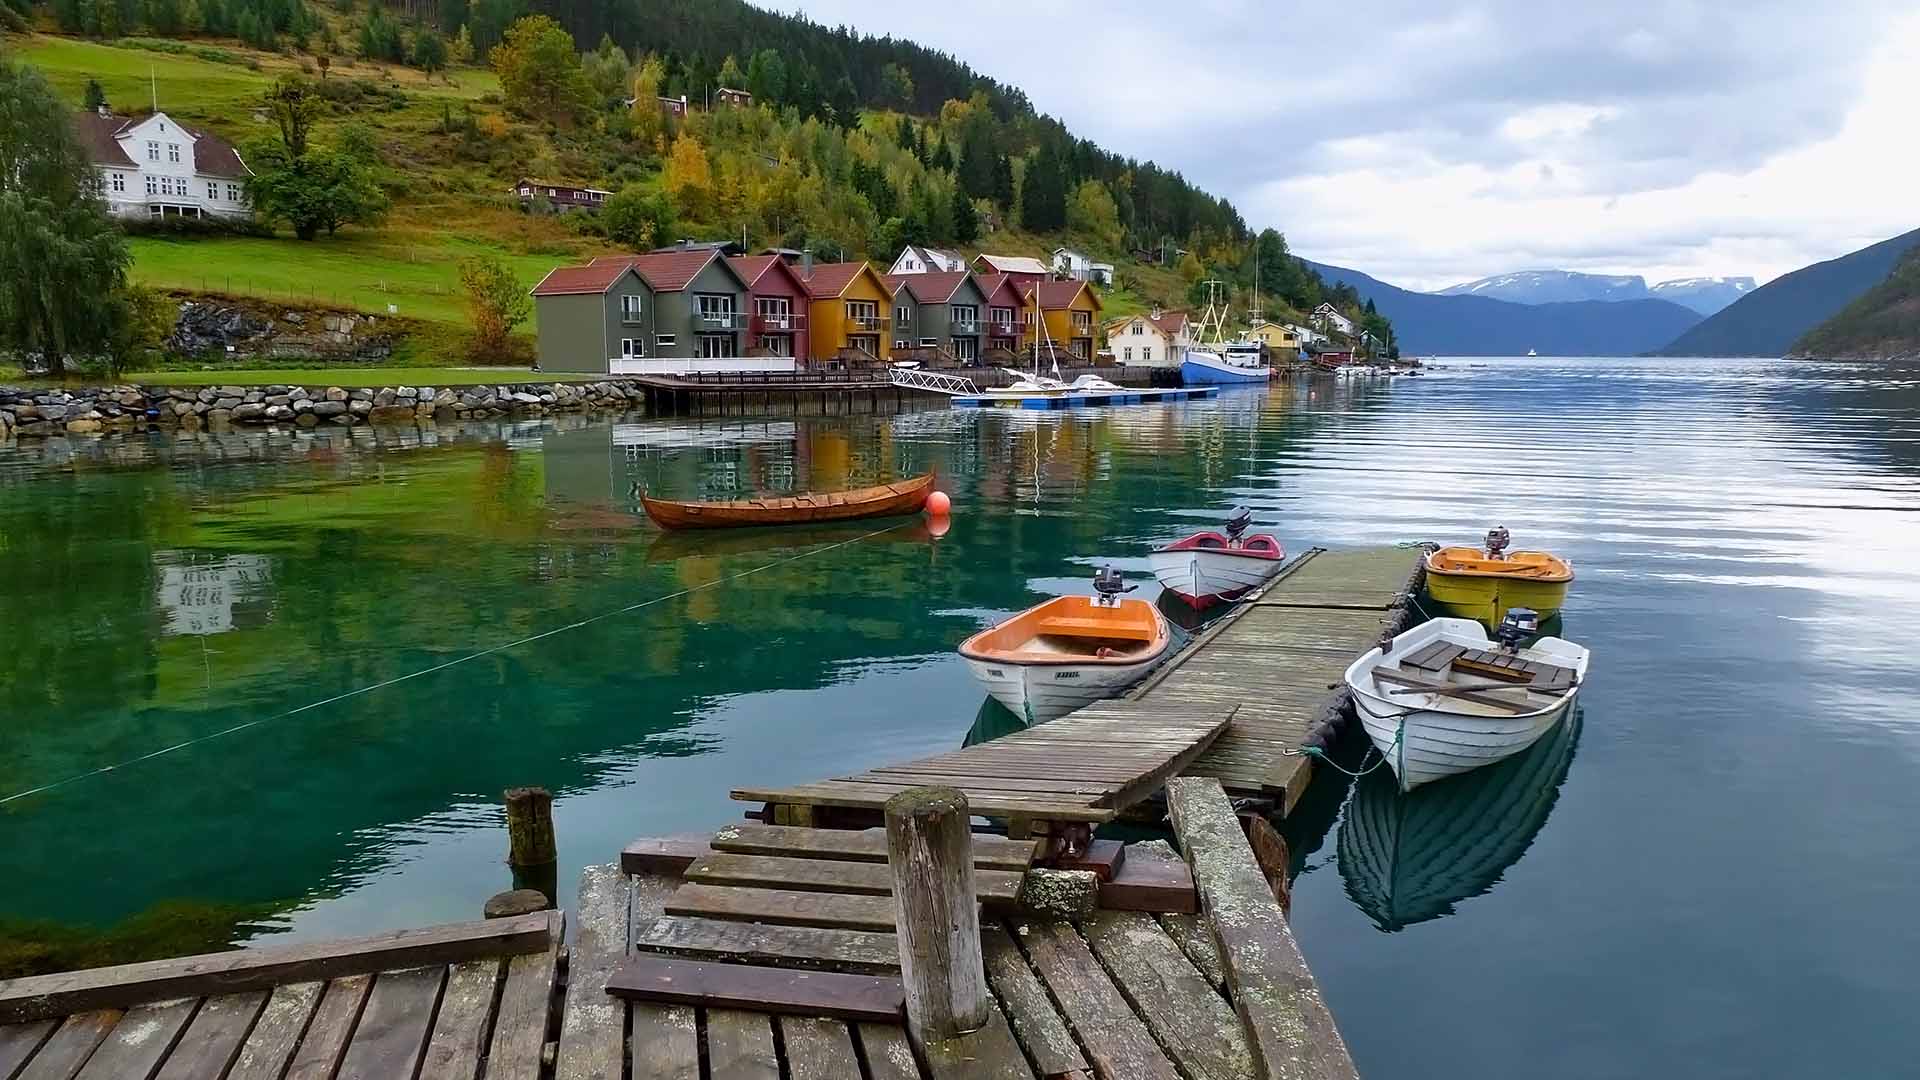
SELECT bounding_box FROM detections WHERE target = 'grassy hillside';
[1791,248,1920,360]
[1657,227,1920,357]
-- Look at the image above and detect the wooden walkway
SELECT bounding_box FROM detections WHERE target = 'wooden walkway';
[732,709,1232,834]
[0,912,562,1080]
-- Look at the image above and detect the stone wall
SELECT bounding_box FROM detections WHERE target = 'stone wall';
[0,380,651,439]
[168,300,400,363]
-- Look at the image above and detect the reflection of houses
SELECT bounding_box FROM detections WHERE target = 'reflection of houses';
[1105,309,1193,368]
[155,554,273,636]
[880,271,988,365]
[531,249,771,375]
[511,177,610,212]
[802,261,894,366]
[1025,279,1103,362]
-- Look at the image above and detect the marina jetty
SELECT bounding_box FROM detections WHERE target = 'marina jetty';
[0,546,1422,1079]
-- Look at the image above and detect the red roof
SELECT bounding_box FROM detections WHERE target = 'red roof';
[897,271,971,305]
[974,272,1022,308]
[802,261,870,299]
[1149,311,1189,335]
[1025,279,1091,310]
[584,249,725,292]
[729,254,807,295]
[530,262,638,297]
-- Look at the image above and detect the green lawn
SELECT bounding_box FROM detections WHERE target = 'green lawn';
[120,367,597,386]
[130,235,562,327]
[12,34,275,123]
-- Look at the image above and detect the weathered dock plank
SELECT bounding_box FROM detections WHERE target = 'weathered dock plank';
[336,966,443,1080]
[15,1010,119,1080]
[709,824,1038,871]
[418,961,501,1080]
[704,1010,779,1080]
[556,864,629,1080]
[227,982,324,1080]
[1013,920,1180,1080]
[71,999,194,1080]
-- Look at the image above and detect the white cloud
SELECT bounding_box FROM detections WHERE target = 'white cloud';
[782,1,1920,290]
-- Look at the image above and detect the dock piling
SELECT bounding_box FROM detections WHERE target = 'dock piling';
[505,786,559,902]
[884,786,989,1040]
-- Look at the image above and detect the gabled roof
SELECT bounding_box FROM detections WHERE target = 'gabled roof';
[976,253,1049,275]
[1149,311,1190,335]
[530,262,642,297]
[884,271,971,305]
[73,112,137,168]
[898,244,965,271]
[802,261,882,300]
[974,272,1023,308]
[728,254,807,294]
[588,249,744,292]
[72,110,252,176]
[1025,279,1100,311]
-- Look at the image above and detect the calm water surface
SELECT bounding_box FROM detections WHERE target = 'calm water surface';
[3,357,1918,1078]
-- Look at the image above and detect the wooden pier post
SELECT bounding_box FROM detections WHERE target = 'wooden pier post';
[884,787,989,1040]
[505,786,557,866]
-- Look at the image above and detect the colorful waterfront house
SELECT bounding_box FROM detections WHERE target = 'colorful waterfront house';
[1247,320,1302,362]
[889,244,966,275]
[1025,279,1104,362]
[802,261,894,365]
[728,255,812,363]
[1105,309,1193,369]
[975,273,1027,358]
[530,248,756,375]
[973,253,1049,296]
[882,271,989,365]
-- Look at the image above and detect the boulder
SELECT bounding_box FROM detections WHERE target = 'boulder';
[231,402,268,421]
[264,404,295,421]
[310,401,347,418]
[348,399,372,416]
[65,418,103,434]
[325,387,348,402]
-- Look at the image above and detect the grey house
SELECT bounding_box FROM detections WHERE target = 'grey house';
[531,249,766,374]
[878,271,988,365]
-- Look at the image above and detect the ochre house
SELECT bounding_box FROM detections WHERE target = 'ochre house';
[803,261,895,364]
[1025,279,1103,362]
[1246,320,1303,363]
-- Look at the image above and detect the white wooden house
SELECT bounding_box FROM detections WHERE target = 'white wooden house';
[74,107,252,221]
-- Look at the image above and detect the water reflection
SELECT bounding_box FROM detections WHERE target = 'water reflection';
[1336,707,1583,931]
[155,553,274,637]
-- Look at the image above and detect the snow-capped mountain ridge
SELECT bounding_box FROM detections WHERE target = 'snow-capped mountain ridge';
[1437,270,1757,315]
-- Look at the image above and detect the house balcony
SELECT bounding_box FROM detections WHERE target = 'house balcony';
[951,320,980,335]
[845,315,892,333]
[750,312,807,333]
[692,312,748,330]
[986,320,1019,337]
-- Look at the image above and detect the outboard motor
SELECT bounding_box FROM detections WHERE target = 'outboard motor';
[1224,506,1253,544]
[1484,525,1511,559]
[1092,566,1137,607]
[1495,606,1539,650]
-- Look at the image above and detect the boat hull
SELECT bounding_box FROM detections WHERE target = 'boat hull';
[962,652,1164,725]
[958,596,1173,724]
[642,474,932,530]
[1180,351,1271,385]
[1424,547,1573,626]
[1147,537,1285,609]
[1344,617,1588,790]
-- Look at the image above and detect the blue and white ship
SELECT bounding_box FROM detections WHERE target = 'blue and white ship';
[1180,342,1270,384]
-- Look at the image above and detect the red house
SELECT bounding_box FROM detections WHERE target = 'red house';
[975,272,1026,355]
[728,255,812,363]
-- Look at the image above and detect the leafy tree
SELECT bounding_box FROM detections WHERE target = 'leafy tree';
[1066,178,1121,249]
[681,51,712,105]
[661,131,712,218]
[412,30,448,76]
[745,49,785,106]
[490,14,591,124]
[83,79,106,111]
[580,34,629,105]
[928,137,953,173]
[265,74,318,159]
[878,62,912,109]
[0,60,133,378]
[1177,249,1203,283]
[627,55,666,147]
[357,5,404,62]
[828,74,857,127]
[247,78,387,240]
[603,185,675,250]
[458,255,530,359]
[447,23,475,66]
[949,187,978,246]
[715,53,744,91]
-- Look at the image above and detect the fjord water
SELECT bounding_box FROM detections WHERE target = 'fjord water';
[3,357,1918,1077]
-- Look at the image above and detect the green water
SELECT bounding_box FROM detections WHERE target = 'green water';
[3,358,1918,1077]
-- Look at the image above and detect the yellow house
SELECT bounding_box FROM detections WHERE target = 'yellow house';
[803,261,893,364]
[1247,320,1302,362]
[1025,280,1104,362]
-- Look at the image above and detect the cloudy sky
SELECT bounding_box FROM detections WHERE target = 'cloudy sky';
[785,0,1920,291]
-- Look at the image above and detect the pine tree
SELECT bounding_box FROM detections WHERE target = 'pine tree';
[1019,144,1066,232]
[83,78,105,111]
[991,152,1013,208]
[950,187,978,246]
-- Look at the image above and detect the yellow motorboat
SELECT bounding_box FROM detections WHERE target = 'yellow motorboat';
[1424,528,1573,627]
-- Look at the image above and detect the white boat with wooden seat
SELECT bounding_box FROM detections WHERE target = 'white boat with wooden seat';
[1344,609,1588,790]
[959,568,1173,724]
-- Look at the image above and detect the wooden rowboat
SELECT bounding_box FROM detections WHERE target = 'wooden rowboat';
[641,474,933,530]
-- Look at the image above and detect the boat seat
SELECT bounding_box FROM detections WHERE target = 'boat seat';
[1034,616,1158,643]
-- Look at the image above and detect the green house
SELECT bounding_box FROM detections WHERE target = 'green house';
[530,249,765,374]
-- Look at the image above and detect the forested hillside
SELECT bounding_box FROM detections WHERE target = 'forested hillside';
[1791,247,1920,360]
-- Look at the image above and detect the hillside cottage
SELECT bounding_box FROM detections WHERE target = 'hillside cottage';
[714,86,753,108]
[511,178,610,212]
[889,245,967,275]
[974,253,1049,296]
[1311,303,1356,336]
[1105,309,1194,368]
[1051,247,1115,286]
[74,108,252,220]
[530,249,762,375]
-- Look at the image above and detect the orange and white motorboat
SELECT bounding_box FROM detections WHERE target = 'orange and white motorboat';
[959,568,1174,724]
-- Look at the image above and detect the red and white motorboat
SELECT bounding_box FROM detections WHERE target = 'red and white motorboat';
[1148,508,1286,610]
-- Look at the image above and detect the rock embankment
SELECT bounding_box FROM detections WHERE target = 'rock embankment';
[0,380,648,438]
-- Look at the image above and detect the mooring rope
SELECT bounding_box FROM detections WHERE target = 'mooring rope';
[0,519,920,807]
[1292,714,1405,780]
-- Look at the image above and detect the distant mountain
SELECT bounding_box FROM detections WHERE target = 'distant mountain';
[1439,270,1651,305]
[1300,259,1703,356]
[1647,277,1757,316]
[1790,247,1920,360]
[1658,227,1920,356]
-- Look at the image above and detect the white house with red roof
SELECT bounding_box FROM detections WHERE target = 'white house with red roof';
[73,108,253,221]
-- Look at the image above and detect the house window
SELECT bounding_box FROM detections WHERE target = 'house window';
[696,334,736,358]
[758,335,792,356]
[655,333,677,348]
[148,205,162,217]
[895,305,911,324]
[1072,312,1092,333]
[1123,346,1133,361]
[696,294,736,325]
[145,175,157,195]
[620,337,644,358]
[159,176,173,196]
[207,182,219,199]
[226,183,242,201]
[168,143,181,163]
[1131,321,1144,334]
[620,294,644,323]
[991,306,1013,326]
[846,300,879,328]
[147,140,160,161]
[109,173,126,193]
[920,338,938,348]
[950,304,978,329]
[1142,346,1153,361]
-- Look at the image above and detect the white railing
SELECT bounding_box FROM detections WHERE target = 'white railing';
[889,368,981,396]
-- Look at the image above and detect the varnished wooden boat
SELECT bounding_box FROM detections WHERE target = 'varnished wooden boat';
[641,474,933,530]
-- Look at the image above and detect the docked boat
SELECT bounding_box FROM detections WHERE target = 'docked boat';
[1337,702,1581,930]
[1344,609,1589,790]
[959,568,1173,724]
[1148,507,1286,609]
[1180,346,1271,385]
[1424,527,1573,626]
[641,474,932,529]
